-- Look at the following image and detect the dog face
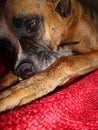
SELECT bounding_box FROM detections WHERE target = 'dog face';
[0,0,74,79]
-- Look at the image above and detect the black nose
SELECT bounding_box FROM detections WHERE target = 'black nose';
[16,62,35,79]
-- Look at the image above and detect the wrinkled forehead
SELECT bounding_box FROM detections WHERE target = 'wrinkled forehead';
[6,0,47,17]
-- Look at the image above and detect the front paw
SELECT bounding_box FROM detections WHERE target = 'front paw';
[0,70,60,112]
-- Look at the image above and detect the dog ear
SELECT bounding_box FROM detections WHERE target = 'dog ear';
[48,0,71,17]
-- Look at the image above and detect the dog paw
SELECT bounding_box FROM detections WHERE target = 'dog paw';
[0,69,63,112]
[0,71,18,90]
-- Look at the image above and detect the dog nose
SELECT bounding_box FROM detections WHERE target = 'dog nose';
[16,62,35,79]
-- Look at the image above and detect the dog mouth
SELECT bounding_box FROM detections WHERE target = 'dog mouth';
[15,41,78,80]
[15,62,35,80]
[15,43,60,80]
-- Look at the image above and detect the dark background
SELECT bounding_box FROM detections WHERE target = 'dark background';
[80,0,98,11]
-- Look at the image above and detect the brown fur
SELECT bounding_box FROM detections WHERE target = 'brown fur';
[0,0,98,112]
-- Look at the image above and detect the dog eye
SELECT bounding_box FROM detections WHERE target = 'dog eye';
[26,20,38,33]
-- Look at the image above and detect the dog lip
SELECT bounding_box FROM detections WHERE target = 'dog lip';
[16,60,32,69]
[15,61,35,78]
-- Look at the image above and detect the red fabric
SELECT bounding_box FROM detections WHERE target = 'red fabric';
[0,64,98,130]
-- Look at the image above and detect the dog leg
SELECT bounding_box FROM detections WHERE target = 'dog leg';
[0,71,18,91]
[0,52,98,112]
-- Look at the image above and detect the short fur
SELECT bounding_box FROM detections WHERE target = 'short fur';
[0,0,98,112]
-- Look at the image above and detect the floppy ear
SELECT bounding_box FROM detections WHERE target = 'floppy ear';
[48,0,71,17]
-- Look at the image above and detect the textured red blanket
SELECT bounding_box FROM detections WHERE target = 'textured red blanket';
[0,66,98,129]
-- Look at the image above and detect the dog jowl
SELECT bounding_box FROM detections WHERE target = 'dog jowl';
[14,40,61,79]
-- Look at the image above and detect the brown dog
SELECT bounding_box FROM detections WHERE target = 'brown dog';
[0,0,98,112]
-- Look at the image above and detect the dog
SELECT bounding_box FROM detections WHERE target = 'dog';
[0,0,98,112]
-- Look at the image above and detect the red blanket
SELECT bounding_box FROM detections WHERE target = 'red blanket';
[0,65,98,129]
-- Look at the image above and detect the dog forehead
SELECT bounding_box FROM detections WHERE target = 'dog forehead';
[6,0,47,17]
